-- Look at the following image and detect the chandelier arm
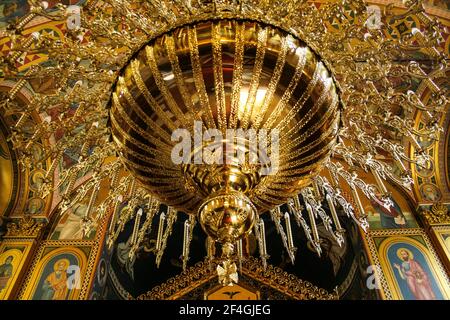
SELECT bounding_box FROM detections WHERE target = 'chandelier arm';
[270,207,296,264]
[287,198,321,256]
[128,199,159,261]
[253,215,268,271]
[155,207,178,268]
[317,175,369,231]
[301,185,344,246]
[181,215,197,271]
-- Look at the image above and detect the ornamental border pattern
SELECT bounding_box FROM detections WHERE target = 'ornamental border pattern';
[366,228,450,300]
[16,239,99,300]
[137,257,336,300]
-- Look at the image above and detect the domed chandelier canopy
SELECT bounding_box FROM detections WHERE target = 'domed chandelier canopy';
[2,0,446,287]
[111,20,340,214]
[110,20,341,274]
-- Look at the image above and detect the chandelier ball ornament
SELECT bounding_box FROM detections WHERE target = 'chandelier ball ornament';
[1,0,446,288]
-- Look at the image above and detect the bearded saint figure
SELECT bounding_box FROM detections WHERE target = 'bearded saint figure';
[393,248,436,300]
[40,259,70,300]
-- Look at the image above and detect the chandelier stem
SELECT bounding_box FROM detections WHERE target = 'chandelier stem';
[156,208,177,268]
[236,238,243,272]
[46,152,62,180]
[306,203,320,254]
[206,236,215,271]
[182,218,190,270]
[350,186,366,221]
[128,178,136,197]
[293,195,302,211]
[258,219,267,258]
[14,113,28,129]
[326,194,342,231]
[312,180,322,199]
[64,173,77,198]
[284,212,295,250]
[371,167,388,195]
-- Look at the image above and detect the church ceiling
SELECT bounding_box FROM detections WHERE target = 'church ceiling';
[0,1,446,216]
[0,0,449,300]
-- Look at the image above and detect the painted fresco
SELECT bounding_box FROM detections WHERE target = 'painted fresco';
[50,178,112,240]
[366,197,418,229]
[0,0,29,29]
[0,248,22,299]
[22,247,89,300]
[377,235,450,300]
[31,252,80,300]
[390,244,442,299]
[50,202,92,240]
[0,242,32,300]
[341,169,419,229]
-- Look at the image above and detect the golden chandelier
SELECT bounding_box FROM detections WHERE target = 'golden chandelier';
[1,0,447,286]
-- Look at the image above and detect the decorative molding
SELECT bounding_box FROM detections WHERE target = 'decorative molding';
[16,239,99,300]
[439,102,450,198]
[4,216,46,239]
[242,257,337,300]
[108,267,133,300]
[410,74,449,205]
[421,202,450,226]
[428,225,450,275]
[366,228,450,299]
[365,233,394,299]
[137,257,337,300]
[336,257,358,298]
[0,239,35,300]
[136,260,217,300]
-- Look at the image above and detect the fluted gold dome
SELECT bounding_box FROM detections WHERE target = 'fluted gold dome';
[110,20,340,220]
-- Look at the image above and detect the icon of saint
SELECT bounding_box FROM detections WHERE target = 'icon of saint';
[0,256,14,292]
[393,248,436,300]
[40,258,70,300]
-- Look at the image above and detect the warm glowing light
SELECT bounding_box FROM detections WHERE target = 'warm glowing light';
[163,73,175,81]
[238,88,267,118]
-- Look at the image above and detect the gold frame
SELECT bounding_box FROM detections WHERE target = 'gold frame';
[359,229,390,299]
[410,86,446,204]
[366,228,450,300]
[0,121,16,217]
[17,240,98,300]
[38,180,113,298]
[429,226,450,275]
[0,84,30,218]
[443,112,450,191]
[0,239,34,300]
